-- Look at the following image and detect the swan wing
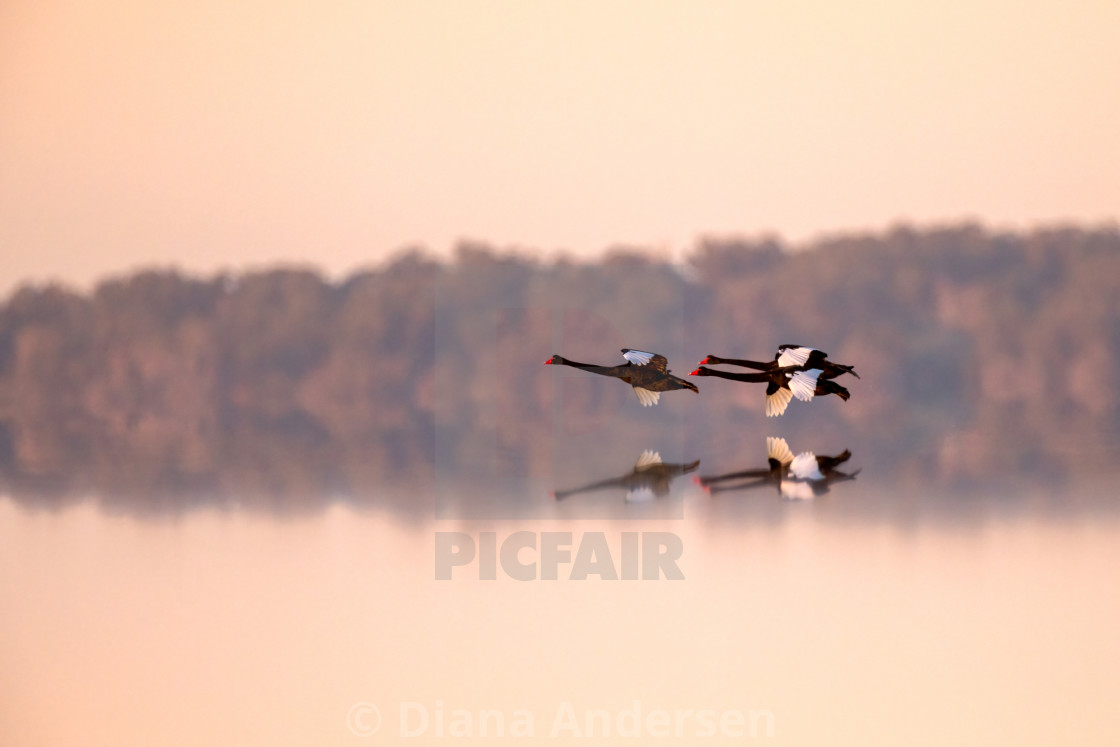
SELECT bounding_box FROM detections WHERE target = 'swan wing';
[633,386,662,407]
[788,369,821,401]
[776,345,815,367]
[765,386,793,417]
[779,479,818,501]
[622,349,669,372]
[634,450,662,469]
[766,436,795,465]
[789,451,825,480]
[622,349,655,366]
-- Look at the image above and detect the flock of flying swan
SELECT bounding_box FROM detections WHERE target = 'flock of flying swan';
[544,344,858,417]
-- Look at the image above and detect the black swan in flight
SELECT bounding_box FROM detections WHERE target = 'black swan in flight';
[699,345,859,380]
[553,450,701,502]
[697,437,859,500]
[544,349,698,406]
[689,365,850,417]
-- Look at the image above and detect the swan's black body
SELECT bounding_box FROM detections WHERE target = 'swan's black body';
[700,345,859,380]
[545,349,698,406]
[690,366,850,400]
[690,364,849,417]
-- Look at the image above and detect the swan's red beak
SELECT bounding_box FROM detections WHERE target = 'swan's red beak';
[544,357,554,365]
[699,356,714,364]
[689,368,701,376]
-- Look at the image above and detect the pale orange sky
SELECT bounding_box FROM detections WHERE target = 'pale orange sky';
[2,0,1118,296]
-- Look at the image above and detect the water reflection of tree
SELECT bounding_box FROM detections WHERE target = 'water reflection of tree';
[0,224,1117,513]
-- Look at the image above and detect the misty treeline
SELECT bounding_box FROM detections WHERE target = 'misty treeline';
[1,223,1118,511]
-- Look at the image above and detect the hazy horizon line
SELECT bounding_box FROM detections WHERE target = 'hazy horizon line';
[7,216,1118,303]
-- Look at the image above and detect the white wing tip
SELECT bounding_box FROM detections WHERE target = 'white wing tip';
[766,436,795,464]
[789,452,824,480]
[780,480,817,501]
[635,450,662,469]
[766,387,794,417]
[633,387,661,407]
[622,349,655,366]
[626,486,657,503]
[788,370,821,401]
[777,346,814,367]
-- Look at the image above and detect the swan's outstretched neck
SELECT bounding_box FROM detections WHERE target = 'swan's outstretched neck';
[700,356,772,371]
[689,366,770,383]
[545,355,624,377]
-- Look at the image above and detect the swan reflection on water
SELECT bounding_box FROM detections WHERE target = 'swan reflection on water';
[552,450,701,503]
[697,437,860,501]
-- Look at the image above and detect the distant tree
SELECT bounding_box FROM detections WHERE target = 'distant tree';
[1,224,1118,511]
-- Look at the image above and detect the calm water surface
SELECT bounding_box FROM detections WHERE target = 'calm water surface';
[3,432,1119,745]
